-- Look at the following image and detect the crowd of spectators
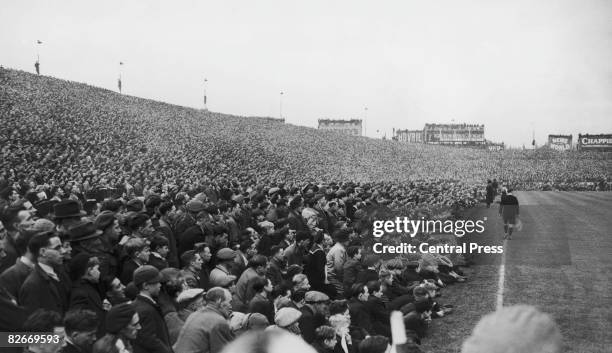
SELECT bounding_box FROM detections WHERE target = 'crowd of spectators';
[0,68,603,353]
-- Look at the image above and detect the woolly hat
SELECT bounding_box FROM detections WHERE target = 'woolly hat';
[244,312,269,330]
[274,307,302,328]
[126,198,144,212]
[461,305,562,353]
[160,267,181,283]
[105,303,136,334]
[216,248,236,260]
[133,265,162,286]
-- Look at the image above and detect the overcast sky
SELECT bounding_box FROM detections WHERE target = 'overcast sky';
[2,0,611,147]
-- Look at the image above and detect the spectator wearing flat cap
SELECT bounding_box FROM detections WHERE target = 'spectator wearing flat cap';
[96,210,121,248]
[209,248,236,288]
[299,291,330,344]
[93,303,140,353]
[176,288,205,321]
[272,307,302,335]
[173,200,204,241]
[173,287,234,353]
[131,265,172,353]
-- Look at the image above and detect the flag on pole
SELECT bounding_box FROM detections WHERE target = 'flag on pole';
[118,78,122,93]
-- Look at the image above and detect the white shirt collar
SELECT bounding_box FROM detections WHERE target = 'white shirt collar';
[39,262,59,280]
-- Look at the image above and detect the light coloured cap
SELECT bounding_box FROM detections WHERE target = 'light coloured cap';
[274,307,302,328]
[461,305,562,353]
[304,291,329,304]
[177,288,205,304]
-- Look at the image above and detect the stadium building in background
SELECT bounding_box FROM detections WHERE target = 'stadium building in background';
[395,129,424,143]
[318,119,362,136]
[393,123,493,147]
[547,134,573,151]
[423,123,485,145]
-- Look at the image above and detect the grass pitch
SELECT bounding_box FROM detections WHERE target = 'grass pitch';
[420,192,612,353]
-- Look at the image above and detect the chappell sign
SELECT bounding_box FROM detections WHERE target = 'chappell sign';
[577,134,612,151]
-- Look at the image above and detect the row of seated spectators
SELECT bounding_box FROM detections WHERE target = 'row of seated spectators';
[0,180,482,353]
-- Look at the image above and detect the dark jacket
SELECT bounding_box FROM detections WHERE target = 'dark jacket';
[499,194,519,221]
[248,293,274,324]
[178,224,208,256]
[486,184,495,204]
[365,296,391,337]
[132,294,172,353]
[348,298,373,334]
[0,236,18,274]
[119,259,141,285]
[19,264,70,315]
[355,268,378,285]
[157,218,179,268]
[70,278,106,334]
[0,258,33,299]
[0,286,27,332]
[266,258,285,287]
[304,246,326,291]
[287,210,308,232]
[299,305,326,344]
[342,259,362,293]
[148,253,169,271]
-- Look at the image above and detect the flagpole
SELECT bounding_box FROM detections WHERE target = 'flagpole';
[364,107,368,137]
[118,62,123,94]
[280,91,284,121]
[203,78,208,110]
[35,40,42,75]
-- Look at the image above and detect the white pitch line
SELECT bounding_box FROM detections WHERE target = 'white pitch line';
[496,239,507,310]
